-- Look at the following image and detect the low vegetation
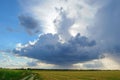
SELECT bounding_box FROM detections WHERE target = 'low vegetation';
[0,69,30,80]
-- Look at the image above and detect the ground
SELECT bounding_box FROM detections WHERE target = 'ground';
[0,69,120,80]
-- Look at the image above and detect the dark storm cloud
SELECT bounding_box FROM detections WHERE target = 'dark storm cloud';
[88,0,120,62]
[19,15,41,35]
[13,33,101,65]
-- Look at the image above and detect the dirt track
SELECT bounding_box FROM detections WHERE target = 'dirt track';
[20,74,39,80]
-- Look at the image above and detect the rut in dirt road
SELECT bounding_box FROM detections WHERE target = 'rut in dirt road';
[20,74,39,80]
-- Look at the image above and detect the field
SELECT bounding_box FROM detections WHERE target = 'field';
[0,69,120,80]
[34,70,120,80]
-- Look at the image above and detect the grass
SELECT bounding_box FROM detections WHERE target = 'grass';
[0,69,120,80]
[0,69,31,80]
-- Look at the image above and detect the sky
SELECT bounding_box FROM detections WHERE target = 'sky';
[0,0,120,69]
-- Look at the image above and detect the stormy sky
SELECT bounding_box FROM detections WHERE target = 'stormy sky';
[0,0,120,69]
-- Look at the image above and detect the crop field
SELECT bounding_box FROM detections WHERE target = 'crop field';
[34,70,120,80]
[0,69,120,80]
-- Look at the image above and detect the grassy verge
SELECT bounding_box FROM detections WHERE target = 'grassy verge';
[0,69,31,80]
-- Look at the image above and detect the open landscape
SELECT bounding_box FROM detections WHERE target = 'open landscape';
[0,69,120,80]
[0,0,120,80]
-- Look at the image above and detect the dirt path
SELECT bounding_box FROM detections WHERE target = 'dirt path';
[20,74,32,80]
[28,74,36,80]
[20,74,39,80]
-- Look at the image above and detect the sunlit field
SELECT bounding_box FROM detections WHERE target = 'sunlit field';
[1,69,120,80]
[34,70,120,80]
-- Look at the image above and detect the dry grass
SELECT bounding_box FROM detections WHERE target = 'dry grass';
[33,70,120,80]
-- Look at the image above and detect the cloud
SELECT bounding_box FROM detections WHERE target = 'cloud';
[0,51,31,68]
[13,33,100,65]
[88,0,120,62]
[83,60,104,69]
[27,61,38,67]
[0,51,56,69]
[54,8,74,40]
[74,57,120,70]
[16,0,120,69]
[18,15,41,35]
[20,0,100,36]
